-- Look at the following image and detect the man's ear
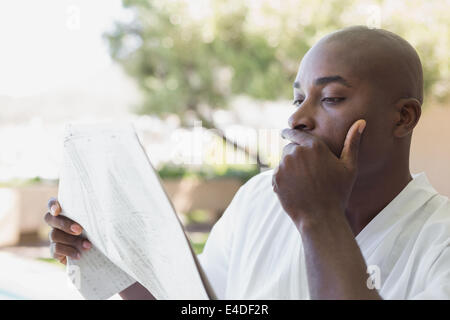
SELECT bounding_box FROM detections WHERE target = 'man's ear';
[393,98,422,138]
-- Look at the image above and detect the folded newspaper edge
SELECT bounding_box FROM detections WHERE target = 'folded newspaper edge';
[58,123,217,300]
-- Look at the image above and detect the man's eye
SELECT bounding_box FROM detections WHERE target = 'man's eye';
[322,97,346,104]
[292,99,304,107]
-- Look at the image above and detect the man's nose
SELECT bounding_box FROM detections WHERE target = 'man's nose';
[287,102,316,131]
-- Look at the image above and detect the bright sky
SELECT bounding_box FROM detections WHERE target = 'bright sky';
[0,0,129,97]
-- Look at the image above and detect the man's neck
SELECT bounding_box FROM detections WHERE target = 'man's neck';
[345,164,413,237]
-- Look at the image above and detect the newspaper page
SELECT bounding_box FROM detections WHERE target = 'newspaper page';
[57,123,215,300]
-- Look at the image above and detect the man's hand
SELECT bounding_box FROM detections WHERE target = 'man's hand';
[273,119,381,300]
[44,198,154,300]
[44,198,92,265]
[272,119,366,230]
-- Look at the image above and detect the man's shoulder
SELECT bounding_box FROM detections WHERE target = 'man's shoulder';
[246,168,275,183]
[415,193,450,253]
[230,168,284,223]
[408,173,450,236]
[239,168,275,197]
[423,193,450,228]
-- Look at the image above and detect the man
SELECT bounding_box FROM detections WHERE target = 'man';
[44,26,450,299]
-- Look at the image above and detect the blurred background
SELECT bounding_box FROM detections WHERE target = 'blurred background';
[0,0,448,299]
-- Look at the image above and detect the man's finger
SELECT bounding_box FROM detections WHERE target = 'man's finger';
[44,212,83,236]
[59,256,67,265]
[50,242,81,260]
[281,142,298,158]
[49,228,91,251]
[340,119,366,167]
[47,197,61,216]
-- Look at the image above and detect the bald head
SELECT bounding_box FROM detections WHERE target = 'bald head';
[291,26,423,175]
[313,26,424,104]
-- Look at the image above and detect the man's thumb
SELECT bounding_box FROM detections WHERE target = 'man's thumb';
[340,119,366,167]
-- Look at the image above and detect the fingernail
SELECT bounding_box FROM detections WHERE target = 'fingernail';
[50,205,57,216]
[83,241,91,249]
[71,224,82,234]
[358,120,366,134]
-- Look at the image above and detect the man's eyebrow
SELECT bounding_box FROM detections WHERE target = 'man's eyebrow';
[315,75,352,87]
[293,75,352,89]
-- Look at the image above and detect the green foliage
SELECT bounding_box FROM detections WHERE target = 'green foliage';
[157,163,259,183]
[105,0,449,123]
[105,0,347,122]
[36,257,64,267]
[157,164,189,179]
[190,239,207,255]
[186,209,210,224]
[189,232,210,254]
[0,176,50,187]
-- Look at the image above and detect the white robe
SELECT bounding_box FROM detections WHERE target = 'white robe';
[198,170,450,299]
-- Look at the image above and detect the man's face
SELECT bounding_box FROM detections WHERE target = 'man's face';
[289,40,398,176]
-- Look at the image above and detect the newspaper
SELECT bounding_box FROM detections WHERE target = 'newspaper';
[57,123,216,300]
